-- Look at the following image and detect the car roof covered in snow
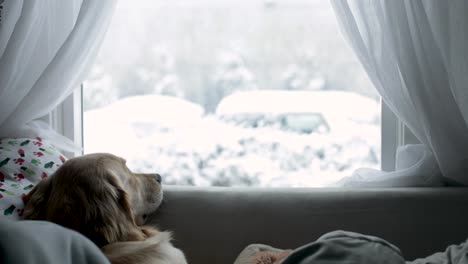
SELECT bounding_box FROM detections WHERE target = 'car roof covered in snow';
[215,90,379,123]
[85,95,204,126]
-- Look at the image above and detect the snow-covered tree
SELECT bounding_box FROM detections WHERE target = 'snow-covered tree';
[83,65,118,111]
[212,51,258,100]
[281,50,326,91]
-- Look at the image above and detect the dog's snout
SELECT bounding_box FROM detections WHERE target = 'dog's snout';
[154,174,162,184]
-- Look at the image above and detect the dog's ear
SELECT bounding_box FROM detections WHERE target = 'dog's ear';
[89,173,146,245]
[49,166,145,247]
[23,177,52,219]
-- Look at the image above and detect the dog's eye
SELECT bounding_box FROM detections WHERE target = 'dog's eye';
[142,214,147,219]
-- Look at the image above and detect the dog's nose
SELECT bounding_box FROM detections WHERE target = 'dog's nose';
[154,174,162,184]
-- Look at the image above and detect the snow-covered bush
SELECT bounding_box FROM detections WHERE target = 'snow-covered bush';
[121,115,379,187]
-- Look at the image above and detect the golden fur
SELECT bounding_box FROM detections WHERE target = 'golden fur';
[23,153,187,264]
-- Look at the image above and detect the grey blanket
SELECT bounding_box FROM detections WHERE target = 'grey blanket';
[281,230,468,264]
[410,241,468,264]
[0,217,110,264]
[281,230,406,264]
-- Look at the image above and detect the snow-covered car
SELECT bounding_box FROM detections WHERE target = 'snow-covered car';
[84,95,205,155]
[85,94,204,129]
[215,90,380,134]
[189,90,380,187]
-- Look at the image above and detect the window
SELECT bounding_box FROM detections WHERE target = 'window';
[68,0,390,187]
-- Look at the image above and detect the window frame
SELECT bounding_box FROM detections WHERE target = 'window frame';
[380,99,420,171]
[381,99,399,172]
[48,86,84,158]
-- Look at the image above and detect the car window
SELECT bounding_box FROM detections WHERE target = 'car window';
[283,113,329,134]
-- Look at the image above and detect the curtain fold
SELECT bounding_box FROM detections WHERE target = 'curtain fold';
[0,0,115,151]
[330,0,468,186]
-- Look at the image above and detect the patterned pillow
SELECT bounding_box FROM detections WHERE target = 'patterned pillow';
[0,138,66,219]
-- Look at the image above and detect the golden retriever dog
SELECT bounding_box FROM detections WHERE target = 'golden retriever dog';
[23,153,187,264]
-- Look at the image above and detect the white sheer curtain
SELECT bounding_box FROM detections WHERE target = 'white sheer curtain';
[330,0,468,186]
[0,0,115,151]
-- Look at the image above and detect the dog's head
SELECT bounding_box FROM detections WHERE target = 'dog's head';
[23,153,163,247]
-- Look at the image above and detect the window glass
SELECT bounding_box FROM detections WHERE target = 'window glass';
[83,0,381,187]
